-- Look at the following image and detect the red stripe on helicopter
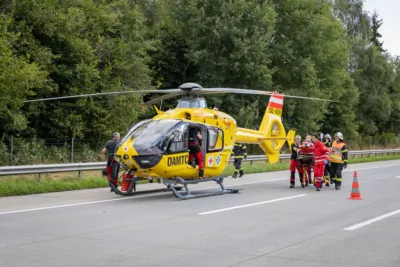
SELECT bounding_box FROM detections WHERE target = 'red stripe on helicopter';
[268,102,283,109]
[267,93,284,109]
[271,93,284,99]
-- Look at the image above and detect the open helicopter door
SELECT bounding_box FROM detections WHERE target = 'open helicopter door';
[187,123,208,169]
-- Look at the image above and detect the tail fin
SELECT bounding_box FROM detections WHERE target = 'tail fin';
[259,93,293,164]
[235,92,296,164]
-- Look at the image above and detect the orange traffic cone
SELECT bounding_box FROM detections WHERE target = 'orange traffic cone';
[348,171,363,200]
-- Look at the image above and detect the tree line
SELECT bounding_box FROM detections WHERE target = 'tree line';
[1,0,399,151]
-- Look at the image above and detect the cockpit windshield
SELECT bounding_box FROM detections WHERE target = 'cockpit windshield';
[176,98,208,108]
[120,119,151,145]
[133,119,181,151]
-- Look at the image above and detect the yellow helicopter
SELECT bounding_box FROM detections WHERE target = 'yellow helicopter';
[24,83,330,199]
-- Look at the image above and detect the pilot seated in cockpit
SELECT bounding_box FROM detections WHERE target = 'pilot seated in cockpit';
[188,127,205,177]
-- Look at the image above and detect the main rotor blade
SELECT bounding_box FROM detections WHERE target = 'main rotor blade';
[281,94,333,102]
[199,88,333,101]
[23,89,181,103]
[142,92,181,106]
[199,88,274,95]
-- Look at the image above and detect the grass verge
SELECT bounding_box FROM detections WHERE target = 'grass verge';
[1,154,400,197]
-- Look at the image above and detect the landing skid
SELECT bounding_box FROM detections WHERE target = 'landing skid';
[168,177,240,200]
[109,176,183,197]
[109,176,240,200]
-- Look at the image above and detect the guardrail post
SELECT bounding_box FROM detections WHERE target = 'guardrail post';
[78,170,81,178]
[71,138,75,163]
[10,136,13,165]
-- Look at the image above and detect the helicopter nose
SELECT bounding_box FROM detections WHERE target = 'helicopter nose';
[117,140,139,158]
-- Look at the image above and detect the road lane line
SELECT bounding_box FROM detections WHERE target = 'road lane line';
[0,192,169,215]
[394,176,400,179]
[0,178,287,216]
[344,164,400,172]
[343,209,400,231]
[199,178,287,191]
[198,194,307,215]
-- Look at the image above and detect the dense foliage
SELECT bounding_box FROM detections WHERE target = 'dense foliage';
[1,0,399,164]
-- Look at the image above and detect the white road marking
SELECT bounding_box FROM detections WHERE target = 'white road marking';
[0,178,286,216]
[394,176,400,179]
[198,194,307,215]
[0,192,168,215]
[343,209,400,231]
[344,163,400,172]
[200,178,287,191]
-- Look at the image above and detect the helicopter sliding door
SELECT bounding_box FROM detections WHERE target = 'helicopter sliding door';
[166,123,189,154]
[204,126,224,170]
[185,124,224,169]
[160,122,192,176]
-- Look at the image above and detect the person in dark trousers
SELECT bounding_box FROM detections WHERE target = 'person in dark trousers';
[102,132,120,190]
[289,135,303,188]
[323,134,332,186]
[232,143,247,178]
[188,127,204,177]
[329,132,348,190]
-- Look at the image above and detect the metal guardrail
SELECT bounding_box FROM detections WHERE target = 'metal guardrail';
[0,149,399,177]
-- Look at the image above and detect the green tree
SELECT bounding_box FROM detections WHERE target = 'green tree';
[384,57,400,134]
[10,0,154,140]
[270,0,358,138]
[330,0,372,72]
[0,15,47,136]
[370,11,385,52]
[354,46,394,135]
[171,0,277,127]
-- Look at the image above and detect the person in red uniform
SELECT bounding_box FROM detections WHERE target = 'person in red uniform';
[311,133,330,191]
[290,135,303,188]
[299,134,314,185]
[189,127,204,177]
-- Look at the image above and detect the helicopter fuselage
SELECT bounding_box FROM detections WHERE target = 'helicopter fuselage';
[115,107,237,180]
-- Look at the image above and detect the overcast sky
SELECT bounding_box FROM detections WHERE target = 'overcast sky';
[364,0,400,56]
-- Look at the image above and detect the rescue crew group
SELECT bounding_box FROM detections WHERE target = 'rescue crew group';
[101,130,347,192]
[290,132,348,191]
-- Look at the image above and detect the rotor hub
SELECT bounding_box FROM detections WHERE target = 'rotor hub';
[179,83,203,97]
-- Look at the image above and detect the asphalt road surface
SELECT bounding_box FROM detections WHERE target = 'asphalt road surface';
[1,160,400,267]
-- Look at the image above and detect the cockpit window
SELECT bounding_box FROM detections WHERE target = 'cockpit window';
[177,99,208,108]
[120,119,151,144]
[134,119,181,151]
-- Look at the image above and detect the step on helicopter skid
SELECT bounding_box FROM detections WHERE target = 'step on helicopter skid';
[24,83,331,200]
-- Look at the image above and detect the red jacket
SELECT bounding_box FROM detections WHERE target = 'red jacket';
[300,141,314,155]
[313,140,329,162]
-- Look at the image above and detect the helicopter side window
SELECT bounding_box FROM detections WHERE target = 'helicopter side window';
[207,127,223,152]
[167,123,189,153]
